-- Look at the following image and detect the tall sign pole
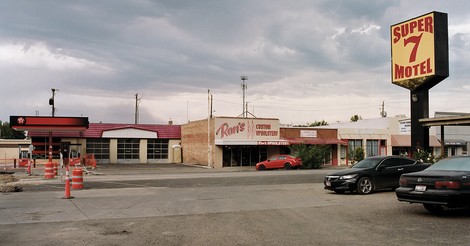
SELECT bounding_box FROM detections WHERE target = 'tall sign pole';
[391,12,448,154]
[48,88,57,162]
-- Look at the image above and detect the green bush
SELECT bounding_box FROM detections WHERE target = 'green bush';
[413,150,435,163]
[290,144,330,169]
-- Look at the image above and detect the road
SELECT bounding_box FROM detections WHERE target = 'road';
[1,165,470,245]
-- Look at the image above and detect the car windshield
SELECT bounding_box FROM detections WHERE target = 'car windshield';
[352,158,381,169]
[427,157,470,171]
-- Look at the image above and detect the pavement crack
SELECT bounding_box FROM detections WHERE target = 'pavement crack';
[69,199,91,220]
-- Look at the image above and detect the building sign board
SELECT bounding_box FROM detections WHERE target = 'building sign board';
[214,118,280,140]
[399,119,411,134]
[300,130,317,138]
[391,12,448,91]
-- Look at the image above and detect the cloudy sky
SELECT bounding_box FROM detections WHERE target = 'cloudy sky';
[1,1,470,126]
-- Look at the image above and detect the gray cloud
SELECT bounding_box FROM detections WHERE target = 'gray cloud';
[1,1,470,125]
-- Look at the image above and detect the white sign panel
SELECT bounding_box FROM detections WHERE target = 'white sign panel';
[214,118,280,140]
[300,130,317,138]
[399,120,411,134]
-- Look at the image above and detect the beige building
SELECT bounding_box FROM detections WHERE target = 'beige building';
[0,139,31,166]
[316,116,440,166]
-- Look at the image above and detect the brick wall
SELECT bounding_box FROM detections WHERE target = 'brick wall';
[181,119,215,165]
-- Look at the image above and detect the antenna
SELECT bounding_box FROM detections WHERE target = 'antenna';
[241,75,248,118]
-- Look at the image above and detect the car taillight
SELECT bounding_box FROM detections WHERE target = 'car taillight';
[435,181,460,190]
[399,177,407,187]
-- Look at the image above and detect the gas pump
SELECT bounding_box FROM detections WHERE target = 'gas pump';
[18,145,29,167]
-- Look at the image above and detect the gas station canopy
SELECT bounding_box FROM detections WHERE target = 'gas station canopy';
[10,116,89,132]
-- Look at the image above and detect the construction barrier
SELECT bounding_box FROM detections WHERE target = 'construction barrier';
[72,167,83,190]
[70,158,81,166]
[44,162,55,179]
[84,154,97,169]
[19,158,29,167]
[53,162,58,176]
[1,158,17,170]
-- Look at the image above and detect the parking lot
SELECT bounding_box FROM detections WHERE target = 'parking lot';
[1,164,470,245]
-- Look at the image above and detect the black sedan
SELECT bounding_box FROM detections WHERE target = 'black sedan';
[324,156,429,195]
[396,156,470,214]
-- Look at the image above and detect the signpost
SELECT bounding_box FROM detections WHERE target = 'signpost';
[391,12,449,154]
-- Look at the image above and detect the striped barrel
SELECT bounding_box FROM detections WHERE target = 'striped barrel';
[72,168,83,190]
[44,162,55,179]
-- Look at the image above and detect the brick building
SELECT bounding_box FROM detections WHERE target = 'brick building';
[181,117,344,168]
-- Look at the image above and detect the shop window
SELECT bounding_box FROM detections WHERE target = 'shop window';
[348,140,363,152]
[366,140,379,157]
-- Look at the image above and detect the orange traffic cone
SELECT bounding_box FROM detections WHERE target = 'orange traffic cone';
[62,166,74,199]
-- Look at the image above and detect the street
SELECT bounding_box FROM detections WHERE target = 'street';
[1,165,470,245]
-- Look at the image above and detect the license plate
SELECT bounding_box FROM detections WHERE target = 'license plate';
[326,181,331,187]
[415,185,426,192]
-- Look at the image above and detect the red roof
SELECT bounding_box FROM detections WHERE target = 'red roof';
[28,123,181,139]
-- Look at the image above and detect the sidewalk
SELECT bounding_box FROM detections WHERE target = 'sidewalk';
[3,163,347,188]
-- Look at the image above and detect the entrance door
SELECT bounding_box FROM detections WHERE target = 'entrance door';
[117,139,140,164]
[222,146,266,167]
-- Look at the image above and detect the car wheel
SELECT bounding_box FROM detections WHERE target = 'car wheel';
[284,163,292,170]
[258,164,266,171]
[423,204,444,215]
[357,177,374,195]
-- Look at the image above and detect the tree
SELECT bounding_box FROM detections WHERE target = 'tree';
[294,120,328,127]
[309,120,328,126]
[350,115,362,122]
[290,144,330,169]
[0,121,26,139]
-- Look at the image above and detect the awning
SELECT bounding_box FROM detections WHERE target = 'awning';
[285,137,346,145]
[215,139,290,146]
[444,139,467,146]
[391,135,441,147]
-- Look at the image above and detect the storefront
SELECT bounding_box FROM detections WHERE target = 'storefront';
[27,123,181,164]
[280,127,344,166]
[181,117,289,168]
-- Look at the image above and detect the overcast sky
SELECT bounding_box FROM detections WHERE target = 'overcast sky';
[1,1,470,126]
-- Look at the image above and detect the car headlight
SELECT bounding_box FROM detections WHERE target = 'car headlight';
[340,174,358,180]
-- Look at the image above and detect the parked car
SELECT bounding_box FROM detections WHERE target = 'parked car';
[255,155,302,171]
[396,156,470,214]
[324,156,429,194]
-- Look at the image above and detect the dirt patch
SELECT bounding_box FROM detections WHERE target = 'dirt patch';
[0,173,23,193]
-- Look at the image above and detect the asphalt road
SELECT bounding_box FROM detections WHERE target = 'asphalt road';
[2,165,470,246]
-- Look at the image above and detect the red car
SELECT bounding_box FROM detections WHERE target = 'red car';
[255,155,302,171]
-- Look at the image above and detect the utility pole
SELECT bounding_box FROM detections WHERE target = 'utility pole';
[241,75,248,118]
[48,88,57,163]
[207,89,212,168]
[49,88,57,117]
[134,93,141,124]
[380,101,387,118]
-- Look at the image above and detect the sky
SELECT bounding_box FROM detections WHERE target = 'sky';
[1,1,470,126]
